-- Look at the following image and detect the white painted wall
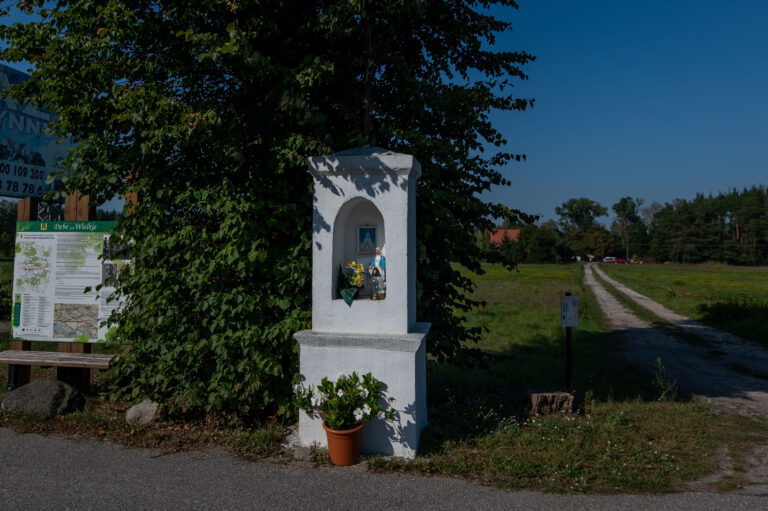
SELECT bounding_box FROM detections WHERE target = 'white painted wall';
[298,147,428,458]
[295,325,429,458]
[310,147,420,335]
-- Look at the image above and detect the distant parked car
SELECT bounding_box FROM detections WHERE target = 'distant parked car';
[602,257,615,263]
[614,258,628,264]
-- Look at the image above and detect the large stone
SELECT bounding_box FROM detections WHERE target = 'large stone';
[126,399,162,425]
[530,392,574,415]
[1,379,85,417]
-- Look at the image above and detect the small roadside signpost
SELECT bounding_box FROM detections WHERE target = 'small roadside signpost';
[561,293,578,392]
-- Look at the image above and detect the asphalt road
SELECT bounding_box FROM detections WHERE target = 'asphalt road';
[1,428,766,510]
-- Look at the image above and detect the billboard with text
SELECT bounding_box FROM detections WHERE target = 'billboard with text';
[0,64,70,199]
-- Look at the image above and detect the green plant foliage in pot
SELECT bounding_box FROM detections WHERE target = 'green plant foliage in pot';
[294,371,394,431]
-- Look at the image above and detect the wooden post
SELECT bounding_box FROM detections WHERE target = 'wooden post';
[565,325,573,392]
[565,292,573,393]
[64,190,96,222]
[17,197,39,223]
[125,170,137,215]
[8,199,40,389]
[59,191,95,392]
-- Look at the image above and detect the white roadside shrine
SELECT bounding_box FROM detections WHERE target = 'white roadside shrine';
[294,146,429,458]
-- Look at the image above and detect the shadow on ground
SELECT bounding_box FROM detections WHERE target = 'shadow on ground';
[696,299,768,348]
[419,328,664,454]
[421,315,768,456]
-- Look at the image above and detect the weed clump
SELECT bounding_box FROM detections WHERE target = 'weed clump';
[653,358,678,402]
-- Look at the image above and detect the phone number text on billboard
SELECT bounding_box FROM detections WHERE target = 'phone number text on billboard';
[0,162,46,196]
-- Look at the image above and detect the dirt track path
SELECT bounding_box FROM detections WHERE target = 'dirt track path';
[583,263,768,417]
[592,265,768,363]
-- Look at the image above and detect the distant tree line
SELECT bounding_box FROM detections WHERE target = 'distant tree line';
[482,185,768,265]
[648,187,768,265]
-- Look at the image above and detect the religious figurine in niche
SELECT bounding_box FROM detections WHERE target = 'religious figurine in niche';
[368,247,386,300]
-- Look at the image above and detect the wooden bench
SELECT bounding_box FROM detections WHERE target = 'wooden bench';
[0,350,115,392]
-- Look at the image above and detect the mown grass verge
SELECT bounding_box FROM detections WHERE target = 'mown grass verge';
[369,263,768,493]
[370,399,764,493]
[600,263,768,348]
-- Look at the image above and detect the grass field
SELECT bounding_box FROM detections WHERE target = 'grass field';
[0,260,12,281]
[600,263,768,347]
[456,264,648,398]
[372,264,768,493]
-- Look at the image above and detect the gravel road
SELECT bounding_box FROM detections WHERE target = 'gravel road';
[584,263,768,417]
[583,263,768,493]
[593,265,768,377]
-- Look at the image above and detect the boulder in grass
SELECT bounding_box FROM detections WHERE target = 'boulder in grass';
[530,392,574,415]
[1,379,85,417]
[126,399,162,425]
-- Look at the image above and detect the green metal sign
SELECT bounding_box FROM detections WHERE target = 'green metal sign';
[16,220,117,233]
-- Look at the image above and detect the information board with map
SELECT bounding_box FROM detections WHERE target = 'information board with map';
[11,221,127,343]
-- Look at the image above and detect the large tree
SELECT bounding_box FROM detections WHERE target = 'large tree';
[555,197,608,233]
[516,223,571,263]
[1,1,533,416]
[611,196,644,260]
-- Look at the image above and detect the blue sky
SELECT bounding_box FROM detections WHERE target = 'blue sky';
[486,0,768,224]
[3,2,767,222]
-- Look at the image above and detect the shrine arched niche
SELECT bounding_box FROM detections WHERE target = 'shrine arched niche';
[331,197,385,299]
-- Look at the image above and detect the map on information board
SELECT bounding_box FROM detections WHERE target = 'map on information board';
[11,221,128,343]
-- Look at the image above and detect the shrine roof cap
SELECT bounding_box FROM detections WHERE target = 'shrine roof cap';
[308,146,421,178]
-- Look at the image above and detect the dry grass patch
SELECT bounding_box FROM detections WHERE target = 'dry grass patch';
[0,329,286,460]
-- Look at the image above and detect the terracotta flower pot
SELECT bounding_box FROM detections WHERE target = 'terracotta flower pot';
[323,421,364,466]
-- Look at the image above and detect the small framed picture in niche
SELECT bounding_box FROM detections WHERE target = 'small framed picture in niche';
[357,226,376,254]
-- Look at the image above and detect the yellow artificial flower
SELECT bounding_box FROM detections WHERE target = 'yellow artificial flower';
[347,261,356,268]
[353,274,363,286]
[356,263,364,273]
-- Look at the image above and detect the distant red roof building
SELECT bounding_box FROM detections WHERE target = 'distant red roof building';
[488,229,520,247]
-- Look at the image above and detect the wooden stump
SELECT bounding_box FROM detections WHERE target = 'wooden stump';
[530,392,574,415]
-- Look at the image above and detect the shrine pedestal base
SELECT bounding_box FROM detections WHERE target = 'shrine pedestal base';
[294,323,429,458]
